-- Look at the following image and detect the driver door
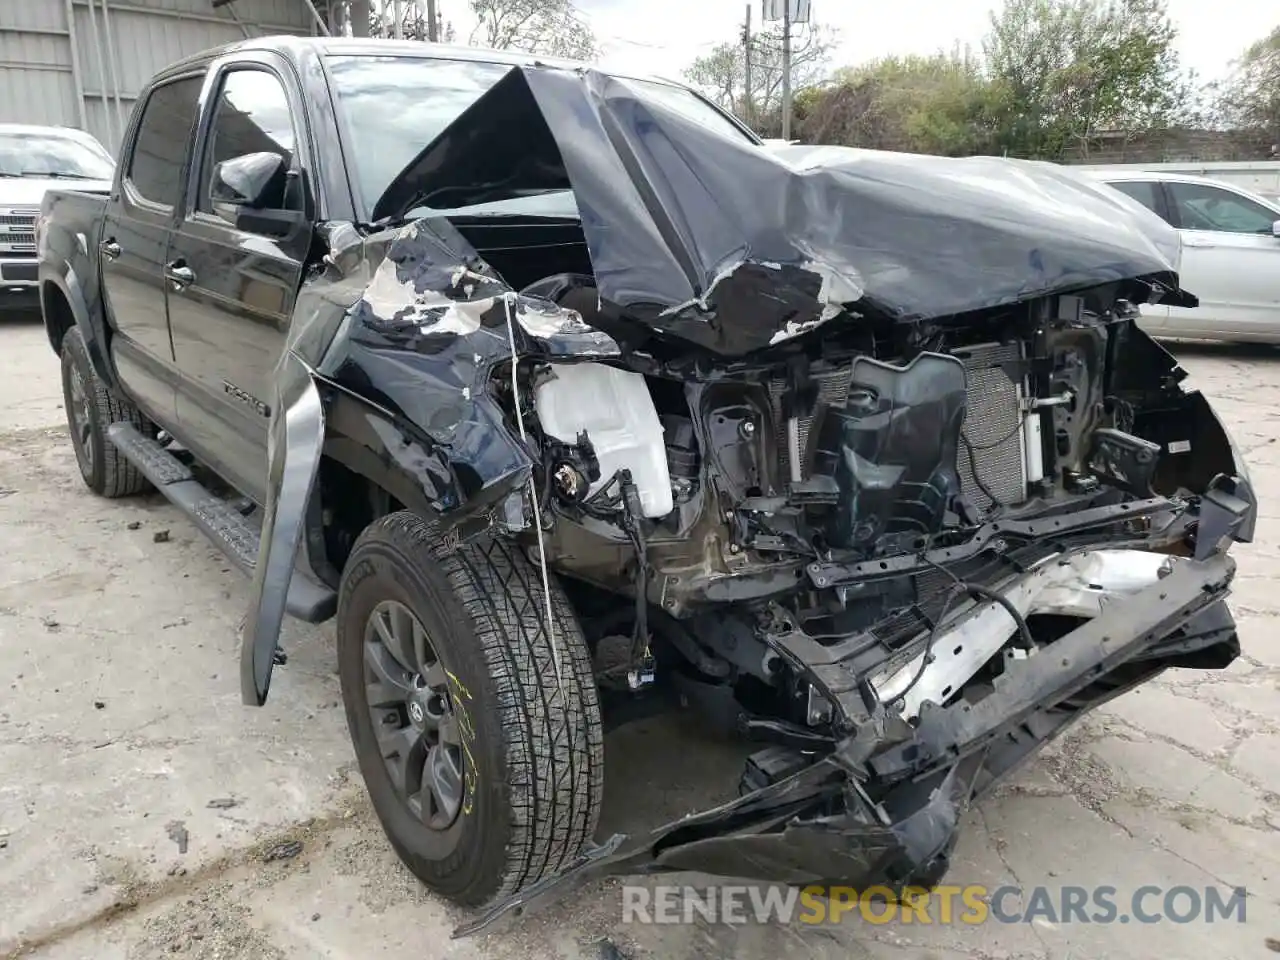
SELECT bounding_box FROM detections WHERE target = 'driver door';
[1162,179,1280,341]
[166,57,314,504]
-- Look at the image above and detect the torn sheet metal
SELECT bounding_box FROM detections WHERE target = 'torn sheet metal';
[291,211,617,521]
[339,217,619,356]
[870,548,1174,719]
[374,66,1189,357]
[453,759,974,938]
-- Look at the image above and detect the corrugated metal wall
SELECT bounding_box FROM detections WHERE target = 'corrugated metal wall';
[0,0,318,152]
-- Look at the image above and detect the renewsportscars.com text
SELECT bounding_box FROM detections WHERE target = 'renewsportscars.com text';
[622,884,1247,926]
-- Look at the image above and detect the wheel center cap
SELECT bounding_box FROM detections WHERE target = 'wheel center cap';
[407,700,426,725]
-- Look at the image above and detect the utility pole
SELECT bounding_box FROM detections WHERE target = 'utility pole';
[427,0,439,40]
[742,3,753,128]
[781,0,792,141]
[351,0,371,36]
[392,0,404,38]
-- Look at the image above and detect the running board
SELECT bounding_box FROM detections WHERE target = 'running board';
[106,422,336,623]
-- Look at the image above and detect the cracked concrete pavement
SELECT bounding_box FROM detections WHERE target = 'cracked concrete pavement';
[0,315,1277,959]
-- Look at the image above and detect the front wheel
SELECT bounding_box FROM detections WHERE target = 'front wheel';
[337,512,604,905]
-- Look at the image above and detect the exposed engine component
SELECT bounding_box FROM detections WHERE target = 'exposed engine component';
[503,287,1250,936]
[552,462,588,501]
[808,353,966,552]
[534,363,673,518]
[661,415,699,503]
[766,342,1030,517]
[952,342,1028,509]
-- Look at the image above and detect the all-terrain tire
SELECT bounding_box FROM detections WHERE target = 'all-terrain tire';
[336,511,605,906]
[59,326,151,497]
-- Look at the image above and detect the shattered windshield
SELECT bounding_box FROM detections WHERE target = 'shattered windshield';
[325,54,753,219]
[0,132,114,180]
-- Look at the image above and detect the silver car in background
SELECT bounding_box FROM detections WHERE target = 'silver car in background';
[1090,170,1280,343]
[0,124,114,311]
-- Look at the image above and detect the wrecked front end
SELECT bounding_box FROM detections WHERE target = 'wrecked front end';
[266,64,1255,934]
[439,294,1251,935]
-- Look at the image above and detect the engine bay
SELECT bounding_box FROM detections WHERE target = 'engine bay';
[486,277,1251,758]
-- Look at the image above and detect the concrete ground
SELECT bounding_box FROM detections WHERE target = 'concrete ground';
[0,313,1277,960]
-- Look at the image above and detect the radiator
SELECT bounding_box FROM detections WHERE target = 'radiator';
[953,342,1027,509]
[768,342,1027,511]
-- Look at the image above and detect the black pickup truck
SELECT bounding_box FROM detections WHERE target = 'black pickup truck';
[37,35,1257,936]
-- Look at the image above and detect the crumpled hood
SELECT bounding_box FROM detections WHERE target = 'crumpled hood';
[374,66,1188,356]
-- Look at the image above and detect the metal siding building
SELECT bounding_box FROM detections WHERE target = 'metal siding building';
[0,1,322,151]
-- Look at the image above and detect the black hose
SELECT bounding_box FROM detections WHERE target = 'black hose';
[887,581,964,707]
[619,473,653,675]
[962,419,1026,452]
[960,431,1004,514]
[964,581,1035,651]
[885,561,1036,708]
[959,416,1027,515]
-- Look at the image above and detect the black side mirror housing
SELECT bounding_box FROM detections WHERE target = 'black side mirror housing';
[211,152,286,208]
[210,152,307,238]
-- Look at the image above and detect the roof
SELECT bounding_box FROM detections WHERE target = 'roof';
[153,34,675,86]
[1087,169,1253,188]
[1085,168,1280,209]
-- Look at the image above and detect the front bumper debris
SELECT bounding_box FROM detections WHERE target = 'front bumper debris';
[453,549,1236,938]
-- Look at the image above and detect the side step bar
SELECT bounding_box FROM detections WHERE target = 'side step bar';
[106,422,336,623]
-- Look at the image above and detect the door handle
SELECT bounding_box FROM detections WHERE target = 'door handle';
[100,238,121,260]
[164,261,196,291]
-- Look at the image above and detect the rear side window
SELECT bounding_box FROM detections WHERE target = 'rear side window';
[127,77,203,207]
[1109,180,1163,218]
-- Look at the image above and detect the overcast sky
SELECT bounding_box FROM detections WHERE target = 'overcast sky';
[441,0,1279,85]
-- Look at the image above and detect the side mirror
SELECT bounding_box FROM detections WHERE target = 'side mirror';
[211,152,286,210]
[210,152,305,237]
[1272,220,1280,238]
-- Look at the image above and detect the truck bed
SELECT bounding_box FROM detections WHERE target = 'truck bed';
[40,189,109,261]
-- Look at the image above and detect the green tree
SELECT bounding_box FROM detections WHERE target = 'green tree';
[1216,26,1280,143]
[468,0,596,60]
[983,0,1193,159]
[799,50,1005,155]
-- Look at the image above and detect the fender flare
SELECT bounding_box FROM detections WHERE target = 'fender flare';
[240,352,326,706]
[40,263,116,388]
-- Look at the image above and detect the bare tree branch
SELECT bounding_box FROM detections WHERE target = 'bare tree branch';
[468,0,597,59]
[683,21,837,123]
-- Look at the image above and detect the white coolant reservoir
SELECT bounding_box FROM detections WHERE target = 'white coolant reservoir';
[533,363,674,519]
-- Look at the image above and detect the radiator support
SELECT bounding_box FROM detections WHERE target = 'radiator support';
[767,343,1028,513]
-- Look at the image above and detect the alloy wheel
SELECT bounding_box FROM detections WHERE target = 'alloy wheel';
[363,599,466,834]
[65,364,93,476]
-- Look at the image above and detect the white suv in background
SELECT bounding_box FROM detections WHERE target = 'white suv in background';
[0,124,114,312]
[1092,170,1280,343]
